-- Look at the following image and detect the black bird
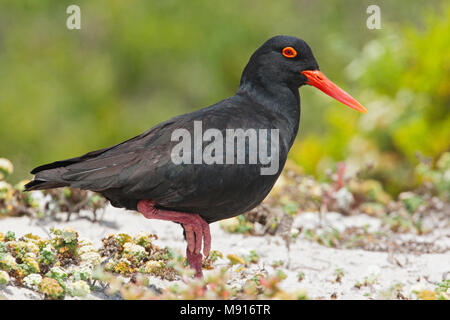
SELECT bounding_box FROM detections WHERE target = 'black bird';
[25,36,366,277]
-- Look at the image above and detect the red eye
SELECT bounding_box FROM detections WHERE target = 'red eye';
[282,47,297,58]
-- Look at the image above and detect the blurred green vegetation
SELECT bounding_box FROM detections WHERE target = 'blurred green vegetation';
[0,0,448,195]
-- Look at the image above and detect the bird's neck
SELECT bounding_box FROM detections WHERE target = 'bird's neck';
[236,79,301,139]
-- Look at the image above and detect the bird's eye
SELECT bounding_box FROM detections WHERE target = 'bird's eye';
[282,47,297,58]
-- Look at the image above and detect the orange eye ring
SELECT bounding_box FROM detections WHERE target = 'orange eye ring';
[282,46,297,58]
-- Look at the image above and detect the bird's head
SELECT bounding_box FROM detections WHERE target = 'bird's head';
[240,35,367,113]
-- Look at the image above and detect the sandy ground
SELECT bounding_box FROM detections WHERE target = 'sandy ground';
[1,205,449,300]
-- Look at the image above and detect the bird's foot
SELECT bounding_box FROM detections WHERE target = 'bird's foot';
[137,199,211,278]
[186,249,204,278]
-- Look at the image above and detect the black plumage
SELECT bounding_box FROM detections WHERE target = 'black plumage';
[25,35,365,225]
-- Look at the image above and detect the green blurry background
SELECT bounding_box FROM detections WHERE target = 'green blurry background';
[0,0,448,196]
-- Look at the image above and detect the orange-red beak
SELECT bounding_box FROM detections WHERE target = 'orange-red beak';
[301,70,367,114]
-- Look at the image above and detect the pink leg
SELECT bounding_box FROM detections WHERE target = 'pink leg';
[137,200,211,278]
[335,162,346,190]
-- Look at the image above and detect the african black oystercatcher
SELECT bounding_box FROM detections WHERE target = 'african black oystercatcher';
[25,36,367,277]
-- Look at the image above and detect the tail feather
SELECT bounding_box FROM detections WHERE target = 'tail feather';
[24,146,113,192]
[24,129,149,193]
[25,165,70,191]
[30,147,111,174]
[24,152,138,192]
[24,179,68,191]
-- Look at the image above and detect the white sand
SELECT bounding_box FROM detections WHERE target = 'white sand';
[1,206,449,300]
